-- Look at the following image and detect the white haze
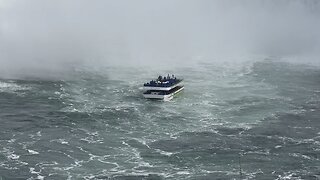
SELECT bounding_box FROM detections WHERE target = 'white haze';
[0,0,319,78]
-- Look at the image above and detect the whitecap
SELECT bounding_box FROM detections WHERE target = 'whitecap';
[155,149,174,156]
[275,145,282,149]
[51,138,69,145]
[80,137,103,144]
[122,141,130,146]
[8,139,16,143]
[130,138,151,149]
[28,149,39,155]
[37,175,45,180]
[7,153,20,160]
[137,161,153,167]
[277,172,297,180]
[176,171,191,175]
[0,82,30,93]
[54,91,61,95]
[29,168,45,180]
[60,140,69,145]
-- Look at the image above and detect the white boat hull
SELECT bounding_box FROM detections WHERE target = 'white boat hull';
[143,86,184,101]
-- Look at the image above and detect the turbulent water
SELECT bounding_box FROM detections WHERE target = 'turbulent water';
[0,59,320,180]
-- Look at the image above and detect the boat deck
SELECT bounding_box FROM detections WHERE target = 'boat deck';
[144,79,183,88]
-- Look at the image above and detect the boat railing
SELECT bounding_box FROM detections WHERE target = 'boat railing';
[144,79,182,87]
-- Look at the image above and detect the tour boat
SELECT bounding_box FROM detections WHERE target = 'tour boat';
[143,74,184,101]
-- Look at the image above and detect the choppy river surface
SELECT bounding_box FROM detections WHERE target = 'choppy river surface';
[1,59,320,179]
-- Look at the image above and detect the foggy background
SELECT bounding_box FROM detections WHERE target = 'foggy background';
[0,0,320,79]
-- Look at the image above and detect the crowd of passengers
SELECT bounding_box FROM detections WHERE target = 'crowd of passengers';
[144,74,180,87]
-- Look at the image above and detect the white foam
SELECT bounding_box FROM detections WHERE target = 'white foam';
[131,138,151,149]
[176,171,191,175]
[277,172,297,180]
[290,153,313,160]
[54,91,61,95]
[28,149,39,155]
[275,145,282,149]
[8,139,16,143]
[0,82,30,93]
[29,168,44,180]
[155,149,174,156]
[137,161,153,167]
[80,137,103,144]
[37,176,45,180]
[51,138,69,145]
[8,153,20,160]
[122,141,130,146]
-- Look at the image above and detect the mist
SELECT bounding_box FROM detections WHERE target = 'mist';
[0,0,320,78]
